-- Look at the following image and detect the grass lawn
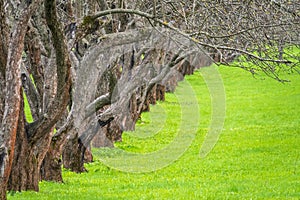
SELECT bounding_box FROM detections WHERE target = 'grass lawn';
[8,65,300,199]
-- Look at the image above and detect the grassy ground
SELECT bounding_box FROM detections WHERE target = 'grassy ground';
[8,65,300,199]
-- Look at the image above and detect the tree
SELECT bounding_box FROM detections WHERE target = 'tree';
[0,0,44,198]
[56,0,300,175]
[0,0,71,197]
[0,0,299,199]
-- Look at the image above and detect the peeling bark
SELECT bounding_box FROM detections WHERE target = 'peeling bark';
[8,96,52,191]
[8,0,72,192]
[0,1,42,198]
[0,0,8,146]
[63,133,87,173]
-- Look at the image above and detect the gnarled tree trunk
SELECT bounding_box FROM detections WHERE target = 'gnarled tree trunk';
[40,119,74,182]
[0,1,42,198]
[8,125,52,191]
[62,133,87,173]
[8,0,72,192]
[0,0,9,196]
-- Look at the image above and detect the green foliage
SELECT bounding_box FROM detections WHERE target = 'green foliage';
[9,66,300,199]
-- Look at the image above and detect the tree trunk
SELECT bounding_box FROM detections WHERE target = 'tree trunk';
[40,144,63,182]
[8,124,52,191]
[39,116,74,182]
[0,90,22,199]
[0,0,8,197]
[148,84,157,105]
[84,145,93,163]
[106,120,123,142]
[92,129,114,148]
[63,118,122,173]
[62,133,87,173]
[25,0,73,186]
[0,1,42,198]
[156,84,165,101]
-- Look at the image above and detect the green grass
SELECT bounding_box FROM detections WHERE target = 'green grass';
[8,65,300,199]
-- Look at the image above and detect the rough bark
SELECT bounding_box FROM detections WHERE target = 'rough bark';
[40,116,73,182]
[92,130,114,148]
[105,120,123,142]
[23,26,43,119]
[62,133,87,173]
[156,84,165,101]
[96,0,108,11]
[0,0,8,79]
[40,132,67,182]
[0,1,42,198]
[62,119,106,173]
[8,99,52,191]
[8,0,72,192]
[3,90,23,193]
[0,0,8,158]
[40,147,63,183]
[84,145,93,163]
[59,67,117,174]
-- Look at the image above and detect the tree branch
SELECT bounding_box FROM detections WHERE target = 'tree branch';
[89,9,293,64]
[27,0,72,143]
